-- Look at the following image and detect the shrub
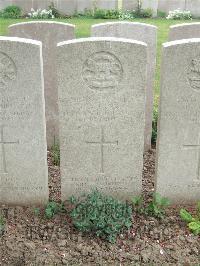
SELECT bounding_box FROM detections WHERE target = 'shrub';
[157,10,166,18]
[0,5,22,18]
[70,190,132,243]
[166,9,192,20]
[139,8,153,18]
[28,8,54,19]
[45,201,65,219]
[119,10,135,20]
[48,2,63,18]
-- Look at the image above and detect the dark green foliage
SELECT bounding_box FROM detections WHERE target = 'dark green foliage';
[48,2,64,18]
[78,8,120,19]
[70,190,132,243]
[45,201,65,219]
[157,10,167,18]
[152,105,158,144]
[132,193,170,219]
[0,214,5,236]
[138,8,153,18]
[180,202,200,235]
[0,5,22,18]
[51,141,60,166]
[33,207,40,216]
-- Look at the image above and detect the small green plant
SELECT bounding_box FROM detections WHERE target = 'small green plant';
[157,10,167,18]
[132,193,170,219]
[0,5,22,18]
[51,141,60,166]
[0,214,5,236]
[70,190,132,243]
[166,9,192,20]
[139,8,153,18]
[45,201,65,219]
[180,202,200,235]
[33,207,40,216]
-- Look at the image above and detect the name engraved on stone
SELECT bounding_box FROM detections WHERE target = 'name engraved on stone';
[0,125,19,174]
[86,127,118,174]
[0,52,17,89]
[188,58,200,91]
[183,132,200,181]
[82,51,123,91]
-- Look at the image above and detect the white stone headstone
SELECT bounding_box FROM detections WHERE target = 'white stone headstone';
[156,38,200,203]
[9,21,75,147]
[0,37,48,205]
[169,23,200,41]
[92,22,157,151]
[57,37,147,201]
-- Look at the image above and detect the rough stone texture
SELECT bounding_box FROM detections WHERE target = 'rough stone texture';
[9,22,75,147]
[57,37,147,201]
[169,23,200,41]
[0,37,48,205]
[92,22,157,151]
[156,38,200,203]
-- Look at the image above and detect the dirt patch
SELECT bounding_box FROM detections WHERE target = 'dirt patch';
[0,149,199,265]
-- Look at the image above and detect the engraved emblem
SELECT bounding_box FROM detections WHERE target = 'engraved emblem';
[82,51,123,91]
[188,58,200,91]
[0,52,17,89]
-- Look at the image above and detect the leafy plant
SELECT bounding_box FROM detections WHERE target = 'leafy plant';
[132,193,170,219]
[0,5,22,18]
[0,214,5,236]
[28,8,55,19]
[33,207,40,216]
[166,9,192,20]
[157,10,167,18]
[45,201,65,219]
[180,202,200,235]
[51,141,60,166]
[139,8,153,18]
[70,190,132,243]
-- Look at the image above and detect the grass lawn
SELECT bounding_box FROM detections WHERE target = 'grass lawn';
[1,18,200,100]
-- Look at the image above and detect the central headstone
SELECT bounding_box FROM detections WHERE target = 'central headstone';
[9,21,75,147]
[0,37,48,205]
[57,37,147,200]
[92,22,157,151]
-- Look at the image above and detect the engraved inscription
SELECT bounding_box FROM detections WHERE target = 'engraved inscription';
[188,58,200,91]
[183,131,200,180]
[82,51,123,91]
[0,52,17,89]
[86,127,118,173]
[0,125,19,174]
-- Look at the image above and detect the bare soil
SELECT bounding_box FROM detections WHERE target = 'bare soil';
[0,149,199,265]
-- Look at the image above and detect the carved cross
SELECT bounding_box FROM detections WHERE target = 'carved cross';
[86,127,118,174]
[0,125,19,174]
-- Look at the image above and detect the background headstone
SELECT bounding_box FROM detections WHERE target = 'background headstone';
[169,23,200,41]
[0,37,48,205]
[9,21,75,147]
[92,22,157,151]
[57,37,147,201]
[156,38,200,203]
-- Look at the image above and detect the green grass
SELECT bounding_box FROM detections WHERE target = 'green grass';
[1,17,200,99]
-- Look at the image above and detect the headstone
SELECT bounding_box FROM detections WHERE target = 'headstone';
[9,21,75,148]
[92,22,157,151]
[169,23,200,41]
[0,37,48,205]
[156,38,200,203]
[57,37,147,201]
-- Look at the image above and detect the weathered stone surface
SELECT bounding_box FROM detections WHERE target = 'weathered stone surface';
[57,37,147,201]
[169,23,200,41]
[0,37,48,205]
[92,22,157,151]
[156,38,200,203]
[9,21,75,147]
